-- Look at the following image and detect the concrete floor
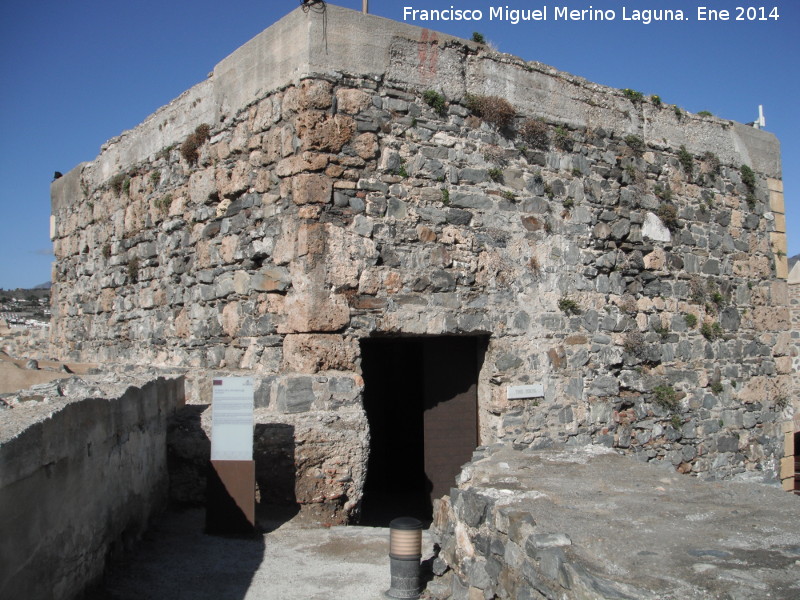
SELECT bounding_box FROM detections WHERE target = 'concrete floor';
[98,509,435,600]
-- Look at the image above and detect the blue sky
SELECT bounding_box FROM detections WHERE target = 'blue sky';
[0,0,797,288]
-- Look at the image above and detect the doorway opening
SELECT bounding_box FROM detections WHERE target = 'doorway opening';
[359,335,488,526]
[795,431,800,496]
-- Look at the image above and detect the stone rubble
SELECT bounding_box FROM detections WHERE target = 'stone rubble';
[430,444,800,600]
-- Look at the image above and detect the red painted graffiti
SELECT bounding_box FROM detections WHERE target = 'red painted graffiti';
[417,29,439,79]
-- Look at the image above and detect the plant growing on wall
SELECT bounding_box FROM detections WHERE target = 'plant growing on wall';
[464,94,516,131]
[126,257,140,284]
[700,321,723,341]
[558,296,581,315]
[154,194,174,215]
[472,32,486,44]
[624,135,645,154]
[553,125,571,150]
[650,94,662,107]
[656,202,679,231]
[652,384,679,410]
[740,164,756,192]
[181,123,212,164]
[519,118,549,150]
[654,184,673,201]
[422,90,447,116]
[528,256,541,277]
[623,331,645,354]
[678,145,693,176]
[488,167,504,183]
[702,151,721,175]
[109,173,126,195]
[622,88,644,103]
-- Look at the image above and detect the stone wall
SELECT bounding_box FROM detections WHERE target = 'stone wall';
[48,6,792,519]
[0,377,184,600]
[0,326,50,361]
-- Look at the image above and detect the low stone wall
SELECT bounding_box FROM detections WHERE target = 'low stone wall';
[430,444,800,599]
[0,376,184,600]
[0,326,50,361]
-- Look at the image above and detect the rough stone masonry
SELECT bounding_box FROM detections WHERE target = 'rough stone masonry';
[49,5,795,522]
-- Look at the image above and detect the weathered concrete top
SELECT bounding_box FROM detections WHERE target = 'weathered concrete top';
[51,3,780,211]
[0,372,183,447]
[441,444,800,599]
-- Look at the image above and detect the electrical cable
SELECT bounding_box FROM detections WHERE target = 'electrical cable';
[300,0,326,14]
[299,0,327,53]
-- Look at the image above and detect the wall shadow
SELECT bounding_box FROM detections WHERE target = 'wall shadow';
[89,508,266,600]
[167,403,211,505]
[254,423,300,532]
[91,406,272,599]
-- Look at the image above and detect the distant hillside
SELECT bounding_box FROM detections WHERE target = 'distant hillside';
[0,287,50,300]
[33,282,52,290]
[790,254,799,271]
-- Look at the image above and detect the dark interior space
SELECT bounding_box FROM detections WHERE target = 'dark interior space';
[359,335,487,526]
[253,423,299,532]
[795,431,800,495]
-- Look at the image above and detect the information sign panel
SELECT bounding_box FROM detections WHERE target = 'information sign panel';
[210,377,254,461]
[507,384,544,400]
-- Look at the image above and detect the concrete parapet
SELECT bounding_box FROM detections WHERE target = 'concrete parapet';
[0,376,184,600]
[51,4,781,211]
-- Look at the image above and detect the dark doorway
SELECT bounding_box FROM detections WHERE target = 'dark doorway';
[359,335,487,526]
[795,431,800,496]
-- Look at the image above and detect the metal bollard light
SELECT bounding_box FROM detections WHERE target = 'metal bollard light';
[386,517,423,599]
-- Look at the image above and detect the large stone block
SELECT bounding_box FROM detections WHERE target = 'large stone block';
[291,173,332,205]
[336,88,372,114]
[296,113,355,153]
[252,267,292,293]
[280,292,350,333]
[282,334,359,373]
[276,376,315,413]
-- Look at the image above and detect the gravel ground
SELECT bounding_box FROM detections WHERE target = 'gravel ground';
[98,508,436,600]
[0,349,95,394]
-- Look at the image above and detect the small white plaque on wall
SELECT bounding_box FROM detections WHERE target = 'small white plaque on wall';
[211,377,254,461]
[507,384,544,400]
